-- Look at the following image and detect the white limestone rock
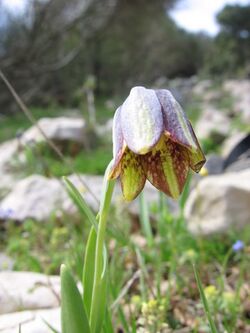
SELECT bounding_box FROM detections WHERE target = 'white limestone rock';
[0,271,60,315]
[223,79,250,122]
[21,117,86,145]
[0,175,68,221]
[185,169,250,235]
[0,308,60,333]
[195,106,231,140]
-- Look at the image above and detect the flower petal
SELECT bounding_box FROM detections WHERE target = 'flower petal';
[155,89,205,172]
[142,135,189,199]
[120,148,146,201]
[121,86,163,155]
[186,121,206,172]
[109,106,125,179]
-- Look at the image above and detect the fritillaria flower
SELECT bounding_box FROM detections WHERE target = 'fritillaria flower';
[109,86,205,201]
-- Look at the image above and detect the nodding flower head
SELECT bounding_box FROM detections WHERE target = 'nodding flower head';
[109,86,205,201]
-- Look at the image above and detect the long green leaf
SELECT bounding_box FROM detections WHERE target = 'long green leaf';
[193,264,218,333]
[61,265,90,333]
[63,177,98,231]
[90,162,115,333]
[94,269,108,333]
[83,226,97,317]
[103,309,115,333]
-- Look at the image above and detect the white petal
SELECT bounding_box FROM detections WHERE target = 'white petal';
[120,86,163,154]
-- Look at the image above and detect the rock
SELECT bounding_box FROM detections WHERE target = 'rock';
[20,117,86,145]
[195,106,231,140]
[0,308,60,333]
[185,169,250,235]
[223,80,250,122]
[225,159,250,173]
[96,118,113,139]
[203,154,224,175]
[192,79,212,96]
[222,133,250,173]
[0,271,60,314]
[222,132,247,157]
[0,175,68,221]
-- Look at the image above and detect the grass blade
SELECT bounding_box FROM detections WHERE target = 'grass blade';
[42,319,60,333]
[193,264,218,333]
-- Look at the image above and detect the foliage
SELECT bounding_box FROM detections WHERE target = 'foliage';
[0,0,208,110]
[205,4,250,75]
[3,217,85,276]
[17,141,112,177]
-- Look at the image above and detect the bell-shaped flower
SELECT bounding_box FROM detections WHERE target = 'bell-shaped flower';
[109,86,205,201]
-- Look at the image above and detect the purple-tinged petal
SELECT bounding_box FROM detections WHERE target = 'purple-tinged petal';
[121,86,163,155]
[109,107,126,179]
[142,135,189,199]
[120,148,146,201]
[155,89,205,172]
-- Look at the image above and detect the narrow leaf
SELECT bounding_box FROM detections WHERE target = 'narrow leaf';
[103,309,115,333]
[83,226,97,317]
[94,270,108,333]
[193,264,218,333]
[90,162,115,333]
[61,264,90,333]
[63,177,98,231]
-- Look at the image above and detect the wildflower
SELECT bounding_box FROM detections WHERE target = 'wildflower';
[222,291,235,305]
[199,166,209,177]
[131,295,142,306]
[232,240,244,252]
[0,208,14,220]
[109,86,205,201]
[204,285,218,301]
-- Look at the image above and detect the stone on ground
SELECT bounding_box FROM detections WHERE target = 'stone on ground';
[185,169,250,235]
[0,271,60,314]
[20,117,86,145]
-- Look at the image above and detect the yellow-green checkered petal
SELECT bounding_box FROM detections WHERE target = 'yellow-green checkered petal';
[142,135,189,199]
[186,120,206,172]
[121,87,163,155]
[120,148,146,201]
[155,89,205,172]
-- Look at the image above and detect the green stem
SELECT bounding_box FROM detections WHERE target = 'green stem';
[90,162,115,332]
